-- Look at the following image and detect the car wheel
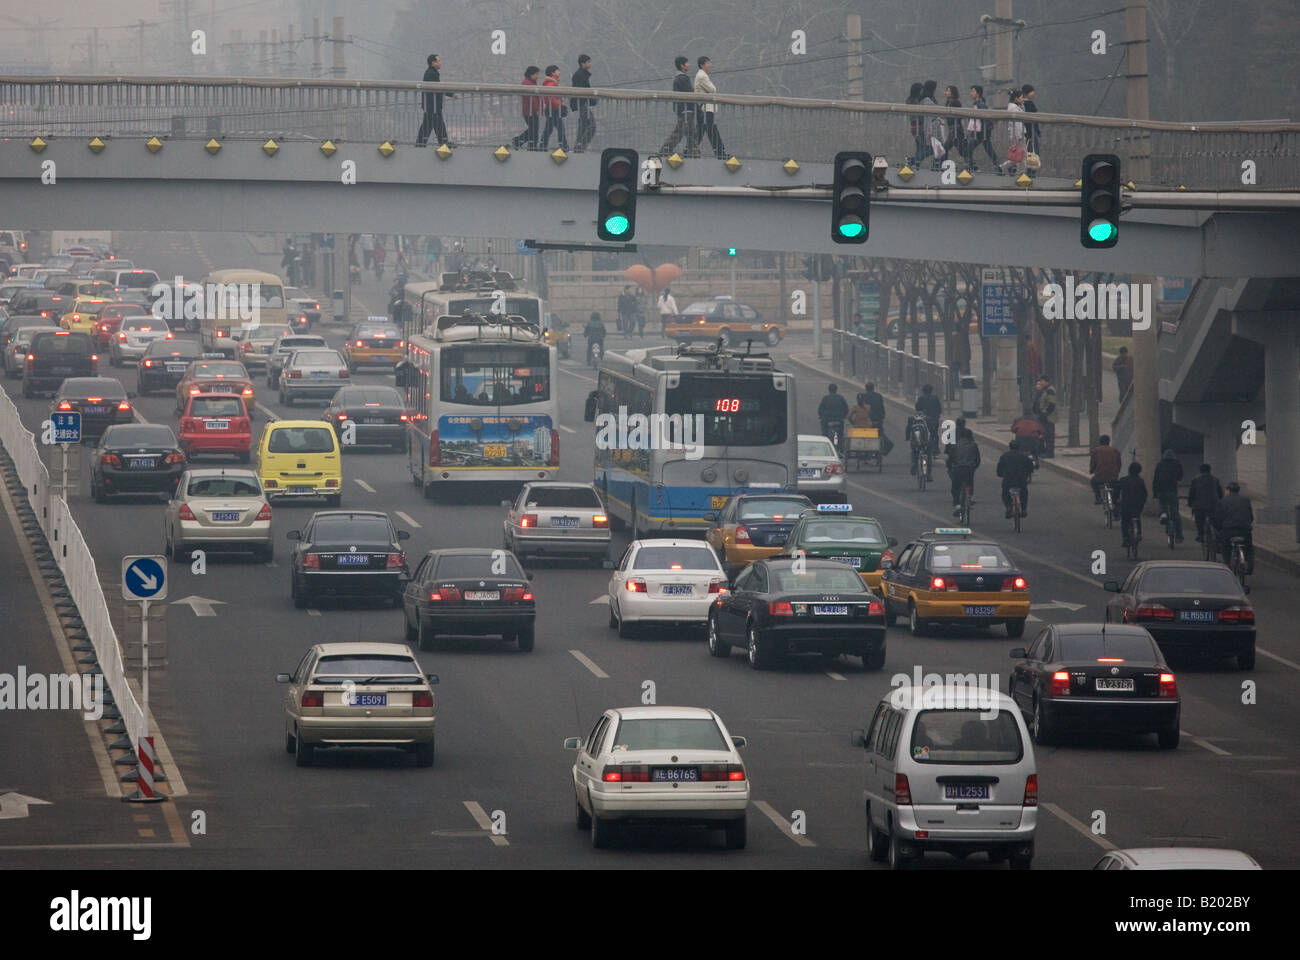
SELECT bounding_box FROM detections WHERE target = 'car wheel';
[888,829,911,870]
[293,727,314,767]
[171,540,187,563]
[326,494,342,508]
[1005,619,1025,638]
[707,611,731,657]
[616,608,635,639]
[516,624,535,652]
[417,617,437,651]
[590,811,613,849]
[1237,645,1256,671]
[413,740,435,767]
[93,479,108,504]
[866,803,889,862]
[285,729,296,754]
[765,328,780,347]
[281,390,293,406]
[608,604,618,630]
[259,543,273,563]
[908,602,927,637]
[575,797,591,830]
[404,607,418,644]
[1032,697,1055,746]
[21,380,32,398]
[1157,724,1180,749]
[862,641,886,671]
[746,622,771,669]
[723,815,747,850]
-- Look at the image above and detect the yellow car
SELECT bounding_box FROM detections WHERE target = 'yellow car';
[663,296,784,348]
[542,325,572,359]
[705,492,814,577]
[257,419,343,506]
[342,321,404,371]
[60,297,114,334]
[879,529,1031,638]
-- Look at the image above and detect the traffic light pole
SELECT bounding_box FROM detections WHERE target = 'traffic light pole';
[813,276,822,360]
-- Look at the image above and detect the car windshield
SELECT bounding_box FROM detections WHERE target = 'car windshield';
[928,543,1012,571]
[524,486,601,508]
[291,351,341,366]
[312,655,421,681]
[278,338,326,351]
[770,566,869,593]
[1057,634,1159,662]
[440,345,551,406]
[311,517,393,543]
[117,272,158,289]
[680,302,714,315]
[737,498,810,521]
[910,709,1024,764]
[190,397,245,417]
[357,326,401,339]
[63,379,125,400]
[33,333,92,355]
[801,520,886,544]
[249,324,290,341]
[338,387,403,406]
[435,554,525,579]
[121,318,162,332]
[193,363,246,378]
[1140,567,1243,595]
[611,717,729,752]
[799,439,837,458]
[104,425,174,447]
[266,426,335,454]
[187,475,261,497]
[633,546,720,571]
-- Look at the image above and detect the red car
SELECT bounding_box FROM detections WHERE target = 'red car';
[178,393,252,462]
[93,303,151,346]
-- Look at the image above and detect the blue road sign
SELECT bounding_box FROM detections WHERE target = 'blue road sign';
[515,239,538,255]
[122,555,168,602]
[320,233,335,249]
[51,412,81,444]
[980,269,1017,338]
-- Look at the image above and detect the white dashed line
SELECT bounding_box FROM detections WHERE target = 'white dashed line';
[825,671,847,681]
[1182,732,1232,756]
[557,424,576,434]
[307,609,321,617]
[753,800,816,847]
[255,402,279,421]
[463,800,509,846]
[560,368,598,385]
[568,649,609,678]
[355,478,376,493]
[395,510,421,528]
[1040,802,1116,851]
[1259,648,1300,672]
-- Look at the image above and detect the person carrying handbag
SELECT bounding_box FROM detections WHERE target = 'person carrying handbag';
[1000,89,1027,176]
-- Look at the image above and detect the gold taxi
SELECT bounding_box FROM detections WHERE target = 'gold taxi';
[342,321,405,370]
[542,324,572,359]
[704,492,814,578]
[663,296,784,348]
[879,529,1031,638]
[60,297,114,334]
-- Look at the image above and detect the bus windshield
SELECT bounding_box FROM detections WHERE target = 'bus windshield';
[440,346,551,406]
[665,374,788,446]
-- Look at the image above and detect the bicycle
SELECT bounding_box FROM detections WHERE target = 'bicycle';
[916,447,930,492]
[1226,536,1249,588]
[1159,496,1179,550]
[822,419,845,458]
[1100,483,1116,529]
[1124,515,1141,561]
[958,481,973,527]
[1197,513,1216,562]
[1009,486,1024,533]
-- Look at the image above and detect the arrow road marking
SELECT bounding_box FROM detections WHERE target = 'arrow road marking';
[131,565,159,592]
[170,596,225,617]
[589,595,610,605]
[0,792,52,820]
[1029,600,1086,612]
[463,800,509,846]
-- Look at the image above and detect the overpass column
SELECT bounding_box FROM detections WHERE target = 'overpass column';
[1260,314,1300,523]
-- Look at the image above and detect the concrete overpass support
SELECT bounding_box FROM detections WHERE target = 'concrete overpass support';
[1173,403,1248,485]
[1235,314,1300,522]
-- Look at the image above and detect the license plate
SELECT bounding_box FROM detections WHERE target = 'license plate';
[964,605,997,616]
[465,590,499,601]
[798,467,819,479]
[944,784,990,800]
[211,511,240,522]
[167,363,186,373]
[1179,610,1214,622]
[831,556,862,568]
[205,419,229,430]
[52,366,73,375]
[128,457,154,469]
[769,533,788,545]
[662,584,693,595]
[711,496,728,510]
[337,554,370,565]
[483,444,507,458]
[362,417,385,424]
[290,485,313,493]
[212,384,233,392]
[351,693,387,707]
[814,604,848,615]
[651,767,699,782]
[551,517,579,527]
[1095,678,1135,691]
[311,371,329,378]
[82,405,106,414]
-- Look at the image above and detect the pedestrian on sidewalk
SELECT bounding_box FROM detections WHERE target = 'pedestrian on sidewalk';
[920,80,942,171]
[539,65,569,151]
[658,57,698,157]
[1113,345,1133,398]
[570,55,597,153]
[657,287,677,333]
[694,57,727,159]
[1021,84,1039,177]
[943,85,966,164]
[1153,449,1185,542]
[424,236,441,274]
[634,288,648,337]
[617,284,636,336]
[1187,462,1224,543]
[1000,88,1027,176]
[969,85,998,171]
[416,54,452,148]
[360,233,375,270]
[906,82,926,165]
[510,66,543,150]
[1032,375,1058,457]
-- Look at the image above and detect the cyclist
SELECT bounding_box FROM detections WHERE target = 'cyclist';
[1213,481,1254,575]
[583,311,607,366]
[1151,449,1184,543]
[905,400,934,479]
[996,439,1036,518]
[862,381,894,455]
[916,383,943,458]
[1089,433,1122,506]
[1009,410,1045,466]
[1114,461,1148,548]
[817,383,849,446]
[1187,462,1224,544]
[947,427,981,518]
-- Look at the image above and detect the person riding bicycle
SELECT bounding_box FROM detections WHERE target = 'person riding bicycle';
[1114,461,1148,548]
[1009,411,1045,465]
[996,439,1036,518]
[817,383,849,447]
[1089,433,1122,506]
[916,383,942,455]
[947,427,980,518]
[905,401,934,480]
[1187,463,1224,544]
[848,392,875,428]
[861,381,894,456]
[1152,449,1185,543]
[1213,481,1254,575]
[583,311,606,365]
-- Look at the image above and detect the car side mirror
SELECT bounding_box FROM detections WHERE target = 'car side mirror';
[127,391,137,398]
[286,530,302,541]
[1103,579,1120,592]
[500,499,513,508]
[602,559,614,570]
[850,729,866,748]
[275,673,291,684]
[731,736,747,749]
[397,530,411,541]
[563,737,581,750]
[1009,647,1026,659]
[888,537,898,547]
[426,673,439,685]
[880,559,893,570]
[705,511,719,522]
[526,571,535,581]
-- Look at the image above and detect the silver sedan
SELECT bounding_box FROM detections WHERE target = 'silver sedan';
[279,348,350,406]
[164,467,273,562]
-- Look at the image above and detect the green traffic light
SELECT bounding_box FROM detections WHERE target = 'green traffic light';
[1088,220,1117,243]
[837,222,865,239]
[603,215,630,237]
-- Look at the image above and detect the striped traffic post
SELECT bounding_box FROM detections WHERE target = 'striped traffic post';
[124,736,167,803]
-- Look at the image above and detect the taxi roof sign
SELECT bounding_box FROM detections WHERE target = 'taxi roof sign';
[933,527,972,536]
[817,503,853,512]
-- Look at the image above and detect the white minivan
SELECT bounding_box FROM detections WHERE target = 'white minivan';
[853,685,1037,869]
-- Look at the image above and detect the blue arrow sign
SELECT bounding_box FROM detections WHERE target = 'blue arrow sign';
[122,555,167,601]
[51,412,81,444]
[980,280,1017,338]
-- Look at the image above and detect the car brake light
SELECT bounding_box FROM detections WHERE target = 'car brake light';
[242,386,253,396]
[881,549,894,565]
[117,332,127,341]
[324,479,339,488]
[593,514,608,528]
[602,769,622,782]
[255,504,271,521]
[336,412,348,420]
[163,452,185,465]
[57,400,72,410]
[1023,774,1038,807]
[823,463,843,477]
[216,330,224,337]
[142,359,153,367]
[708,578,728,593]
[100,453,121,467]
[1159,672,1178,698]
[338,369,350,378]
[356,340,364,347]
[165,332,174,339]
[626,578,647,593]
[90,355,98,371]
[1218,605,1254,624]
[25,354,34,365]
[868,600,883,616]
[118,400,132,411]
[287,370,301,378]
[895,773,912,805]
[1132,602,1175,622]
[412,690,433,708]
[521,513,537,528]
[1049,670,1071,697]
[429,428,440,466]
[263,479,278,488]
[429,587,461,602]
[386,552,404,568]
[397,341,405,348]
[1002,576,1028,591]
[300,690,323,708]
[931,576,946,590]
[399,413,409,422]
[734,525,751,544]
[503,586,533,602]
[302,553,320,569]
[177,503,195,519]
[769,600,794,616]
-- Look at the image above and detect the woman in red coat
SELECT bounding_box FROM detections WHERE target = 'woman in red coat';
[511,66,542,150]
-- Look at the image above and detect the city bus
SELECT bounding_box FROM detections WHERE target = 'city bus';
[400,271,545,337]
[395,312,560,499]
[584,344,798,536]
[197,269,288,357]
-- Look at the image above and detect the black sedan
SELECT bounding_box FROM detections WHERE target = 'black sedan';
[91,423,187,502]
[401,548,536,652]
[1104,561,1255,670]
[288,511,411,609]
[322,385,411,452]
[52,376,135,441]
[707,557,886,670]
[1008,623,1181,748]
[137,338,204,396]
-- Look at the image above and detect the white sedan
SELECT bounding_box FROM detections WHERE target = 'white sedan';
[606,539,727,638]
[565,705,750,849]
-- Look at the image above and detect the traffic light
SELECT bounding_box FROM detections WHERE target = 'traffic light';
[831,151,871,244]
[804,254,834,282]
[1080,154,1121,248]
[596,147,638,241]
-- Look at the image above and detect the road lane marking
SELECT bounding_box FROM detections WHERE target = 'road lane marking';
[255,402,279,421]
[558,424,576,433]
[569,650,609,678]
[463,800,509,846]
[1182,733,1231,756]
[1040,802,1116,851]
[162,801,189,845]
[307,609,321,617]
[589,595,610,605]
[753,800,816,847]
[355,478,376,493]
[825,671,846,681]
[1259,648,1300,672]
[395,510,421,528]
[560,368,598,385]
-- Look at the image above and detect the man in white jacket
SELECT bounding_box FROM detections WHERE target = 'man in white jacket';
[693,56,727,159]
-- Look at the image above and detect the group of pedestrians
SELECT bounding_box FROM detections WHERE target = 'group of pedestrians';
[907,81,1040,177]
[657,55,727,159]
[509,57,599,153]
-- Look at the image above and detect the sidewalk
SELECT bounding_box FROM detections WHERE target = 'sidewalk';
[789,348,1300,576]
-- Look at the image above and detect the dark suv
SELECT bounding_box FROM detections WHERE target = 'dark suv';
[23,330,97,397]
[137,338,204,396]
